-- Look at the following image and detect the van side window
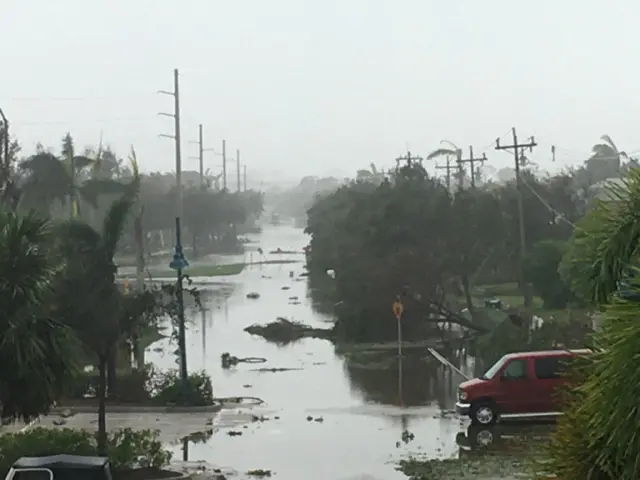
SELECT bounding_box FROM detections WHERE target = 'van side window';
[501,359,527,380]
[534,357,570,379]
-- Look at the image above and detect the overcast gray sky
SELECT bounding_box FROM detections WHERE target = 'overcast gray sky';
[4,0,639,182]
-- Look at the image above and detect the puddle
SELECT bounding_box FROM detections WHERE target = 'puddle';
[144,225,546,480]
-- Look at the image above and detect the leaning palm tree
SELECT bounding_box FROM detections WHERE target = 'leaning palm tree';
[0,211,79,421]
[55,171,140,453]
[551,166,640,479]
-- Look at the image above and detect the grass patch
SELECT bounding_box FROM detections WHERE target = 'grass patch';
[117,259,300,279]
[397,454,545,479]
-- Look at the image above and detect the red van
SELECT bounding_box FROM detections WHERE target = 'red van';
[456,349,590,425]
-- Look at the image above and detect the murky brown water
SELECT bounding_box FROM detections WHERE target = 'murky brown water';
[145,225,541,480]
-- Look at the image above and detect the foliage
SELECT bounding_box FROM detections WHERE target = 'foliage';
[13,133,263,257]
[549,166,640,478]
[66,366,215,407]
[0,210,80,421]
[150,370,214,406]
[525,239,576,308]
[305,163,581,342]
[560,167,640,305]
[0,427,171,476]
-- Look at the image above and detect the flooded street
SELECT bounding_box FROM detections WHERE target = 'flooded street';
[145,225,540,480]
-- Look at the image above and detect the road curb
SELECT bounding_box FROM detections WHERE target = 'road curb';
[49,404,222,414]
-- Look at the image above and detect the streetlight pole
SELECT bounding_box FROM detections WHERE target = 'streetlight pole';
[159,68,189,402]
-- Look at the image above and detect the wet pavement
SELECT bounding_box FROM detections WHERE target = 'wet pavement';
[144,225,485,480]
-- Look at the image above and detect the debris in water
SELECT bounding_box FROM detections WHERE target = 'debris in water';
[221,352,267,368]
[247,470,272,478]
[244,317,333,344]
[252,367,302,373]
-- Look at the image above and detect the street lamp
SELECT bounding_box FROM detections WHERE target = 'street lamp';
[169,217,189,403]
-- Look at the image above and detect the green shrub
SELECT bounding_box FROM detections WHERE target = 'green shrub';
[0,427,171,476]
[63,366,214,407]
[65,368,152,403]
[150,370,214,406]
[548,297,640,479]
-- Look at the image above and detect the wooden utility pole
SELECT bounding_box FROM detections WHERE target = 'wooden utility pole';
[222,139,227,190]
[236,149,241,192]
[395,150,424,169]
[243,164,247,191]
[495,128,537,307]
[458,146,487,188]
[435,156,453,190]
[454,149,464,189]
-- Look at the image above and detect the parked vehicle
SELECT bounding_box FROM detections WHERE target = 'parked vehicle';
[5,455,112,480]
[456,349,591,425]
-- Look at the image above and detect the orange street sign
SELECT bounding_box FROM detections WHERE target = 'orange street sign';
[392,300,404,320]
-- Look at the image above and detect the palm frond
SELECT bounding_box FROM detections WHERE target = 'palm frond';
[564,167,640,303]
[427,148,457,161]
[102,194,136,260]
[600,134,619,154]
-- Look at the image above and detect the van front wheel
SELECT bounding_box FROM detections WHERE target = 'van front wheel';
[470,402,497,426]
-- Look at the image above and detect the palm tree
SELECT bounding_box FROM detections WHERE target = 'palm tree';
[19,134,127,219]
[551,166,640,478]
[0,211,79,421]
[55,172,140,453]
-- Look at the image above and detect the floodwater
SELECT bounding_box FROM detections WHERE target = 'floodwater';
[144,225,542,480]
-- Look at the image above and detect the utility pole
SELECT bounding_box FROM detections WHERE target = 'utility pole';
[458,146,487,188]
[158,68,183,215]
[496,128,537,308]
[395,150,424,169]
[435,156,453,190]
[454,149,464,189]
[236,149,241,192]
[0,108,9,171]
[243,164,247,191]
[159,68,188,401]
[222,140,227,190]
[197,124,204,186]
[189,124,219,189]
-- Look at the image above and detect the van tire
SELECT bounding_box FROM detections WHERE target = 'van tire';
[470,401,497,426]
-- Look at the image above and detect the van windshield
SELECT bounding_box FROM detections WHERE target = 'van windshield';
[480,355,507,380]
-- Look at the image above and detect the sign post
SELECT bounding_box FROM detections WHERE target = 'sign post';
[392,297,404,406]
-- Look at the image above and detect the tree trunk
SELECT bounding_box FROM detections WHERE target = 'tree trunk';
[107,348,117,397]
[132,334,144,368]
[97,354,108,455]
[192,231,198,258]
[461,273,476,321]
